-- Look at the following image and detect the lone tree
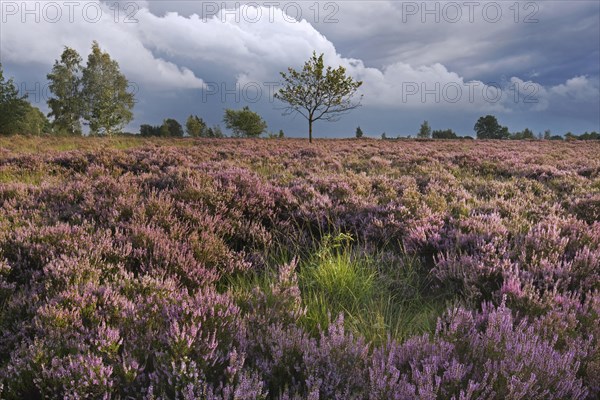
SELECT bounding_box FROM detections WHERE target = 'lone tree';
[275,52,363,143]
[418,120,431,138]
[355,126,364,138]
[47,47,83,135]
[81,41,134,135]
[474,115,509,139]
[185,115,207,137]
[223,106,267,137]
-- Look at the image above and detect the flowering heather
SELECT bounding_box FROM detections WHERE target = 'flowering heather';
[0,137,599,398]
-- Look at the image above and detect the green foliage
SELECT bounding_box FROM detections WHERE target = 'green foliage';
[417,120,431,139]
[160,118,183,137]
[275,52,363,143]
[183,115,224,138]
[565,132,580,141]
[139,124,159,137]
[0,64,30,135]
[355,126,364,138]
[297,234,448,344]
[81,41,134,135]
[432,128,458,139]
[206,124,225,138]
[159,123,170,137]
[577,131,600,140]
[558,131,600,141]
[20,106,51,135]
[185,115,207,137]
[47,43,135,136]
[47,47,83,135]
[278,129,285,138]
[223,106,267,137]
[511,128,535,140]
[474,115,510,139]
[0,64,50,136]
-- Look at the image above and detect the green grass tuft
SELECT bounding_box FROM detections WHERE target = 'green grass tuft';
[298,233,452,344]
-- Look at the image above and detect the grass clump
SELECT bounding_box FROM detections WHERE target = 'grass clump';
[298,233,450,344]
[223,232,451,345]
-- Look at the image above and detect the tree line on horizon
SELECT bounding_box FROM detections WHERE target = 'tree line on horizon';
[138,107,287,139]
[368,116,599,141]
[1,45,599,141]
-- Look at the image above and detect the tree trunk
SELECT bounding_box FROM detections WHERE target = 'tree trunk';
[308,118,313,143]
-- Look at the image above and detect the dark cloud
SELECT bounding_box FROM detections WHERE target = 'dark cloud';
[1,0,598,136]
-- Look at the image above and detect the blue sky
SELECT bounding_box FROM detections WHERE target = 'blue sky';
[1,0,599,137]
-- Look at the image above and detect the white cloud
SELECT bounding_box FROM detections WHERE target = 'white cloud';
[1,1,205,89]
[550,76,599,100]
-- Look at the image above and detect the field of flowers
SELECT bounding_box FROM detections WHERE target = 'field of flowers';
[0,137,599,399]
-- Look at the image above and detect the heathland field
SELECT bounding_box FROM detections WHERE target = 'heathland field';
[0,137,599,399]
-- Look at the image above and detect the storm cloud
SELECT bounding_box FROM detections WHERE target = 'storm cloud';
[1,0,598,137]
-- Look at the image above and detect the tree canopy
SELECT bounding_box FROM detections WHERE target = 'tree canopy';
[186,115,207,137]
[432,129,458,139]
[161,118,184,137]
[47,47,83,135]
[474,115,510,139]
[355,126,364,138]
[46,42,135,136]
[81,42,134,135]
[1,64,49,135]
[275,52,363,143]
[418,121,431,139]
[0,64,29,134]
[223,106,267,137]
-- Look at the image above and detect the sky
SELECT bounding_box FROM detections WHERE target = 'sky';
[1,0,599,138]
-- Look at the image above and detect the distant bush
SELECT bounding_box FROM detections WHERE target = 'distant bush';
[510,127,536,139]
[224,106,267,137]
[355,126,364,138]
[432,129,458,139]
